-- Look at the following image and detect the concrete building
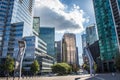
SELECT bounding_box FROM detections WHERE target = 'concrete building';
[55,41,62,63]
[22,36,47,72]
[22,36,54,75]
[93,0,120,72]
[62,33,77,66]
[39,27,55,57]
[36,54,54,75]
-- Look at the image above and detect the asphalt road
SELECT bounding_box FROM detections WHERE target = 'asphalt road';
[0,73,120,80]
[86,73,120,80]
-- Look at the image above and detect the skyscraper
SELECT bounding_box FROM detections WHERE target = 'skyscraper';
[81,34,87,49]
[81,34,88,64]
[39,27,55,57]
[76,47,79,67]
[33,17,40,36]
[55,41,62,63]
[0,0,34,57]
[32,18,54,74]
[62,33,77,65]
[86,24,98,45]
[93,0,120,72]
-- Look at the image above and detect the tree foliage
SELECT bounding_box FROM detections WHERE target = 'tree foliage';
[93,62,97,72]
[30,60,40,75]
[51,63,72,75]
[4,56,14,74]
[82,63,90,72]
[70,64,80,72]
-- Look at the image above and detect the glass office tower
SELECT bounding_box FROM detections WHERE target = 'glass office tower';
[39,27,55,57]
[33,17,40,35]
[32,18,54,74]
[55,41,62,63]
[93,0,120,72]
[0,0,34,57]
[86,24,98,45]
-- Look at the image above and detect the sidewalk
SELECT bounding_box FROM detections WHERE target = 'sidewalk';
[0,75,91,80]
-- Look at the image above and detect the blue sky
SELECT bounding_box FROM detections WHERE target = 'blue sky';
[34,0,96,65]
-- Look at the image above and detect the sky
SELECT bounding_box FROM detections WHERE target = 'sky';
[34,0,96,65]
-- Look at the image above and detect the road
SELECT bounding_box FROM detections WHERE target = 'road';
[0,73,120,80]
[86,73,120,80]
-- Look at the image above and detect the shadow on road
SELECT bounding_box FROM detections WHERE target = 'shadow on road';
[75,77,80,80]
[85,73,120,80]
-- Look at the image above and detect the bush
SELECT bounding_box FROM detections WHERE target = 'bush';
[51,63,72,75]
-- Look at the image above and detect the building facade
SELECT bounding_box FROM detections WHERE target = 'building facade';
[62,33,77,66]
[88,40,102,72]
[81,34,87,49]
[32,17,54,74]
[55,41,62,63]
[0,0,34,58]
[22,36,54,74]
[81,34,89,64]
[86,24,98,45]
[76,47,79,67]
[36,54,54,75]
[33,17,40,36]
[39,27,55,57]
[93,0,120,72]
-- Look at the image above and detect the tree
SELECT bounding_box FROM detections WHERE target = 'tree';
[51,63,72,75]
[4,56,14,79]
[82,63,90,73]
[115,54,120,71]
[70,64,80,72]
[30,60,40,75]
[93,62,97,72]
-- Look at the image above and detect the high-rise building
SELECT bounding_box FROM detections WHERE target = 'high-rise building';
[81,34,88,64]
[39,27,55,57]
[0,0,34,57]
[76,47,79,66]
[32,17,54,74]
[33,17,40,36]
[86,24,98,45]
[55,41,62,63]
[62,33,77,65]
[23,36,54,74]
[81,34,87,49]
[88,40,102,72]
[93,0,120,72]
[22,36,47,72]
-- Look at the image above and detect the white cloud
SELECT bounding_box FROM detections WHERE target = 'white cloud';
[34,0,89,33]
